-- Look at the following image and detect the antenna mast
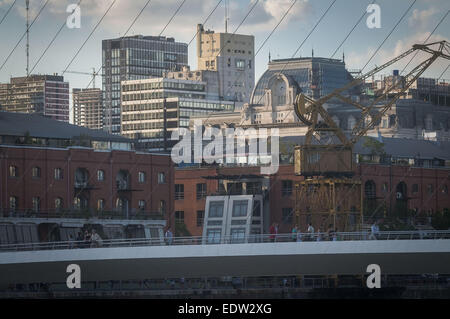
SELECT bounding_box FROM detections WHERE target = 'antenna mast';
[26,0,30,76]
[225,0,229,33]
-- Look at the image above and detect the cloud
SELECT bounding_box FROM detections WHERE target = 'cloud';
[7,0,313,41]
[229,0,313,34]
[346,32,450,79]
[408,7,438,29]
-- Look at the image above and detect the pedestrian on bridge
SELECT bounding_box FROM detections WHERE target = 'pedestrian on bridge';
[269,223,276,242]
[316,229,322,242]
[83,230,91,248]
[296,230,303,242]
[90,229,103,248]
[291,225,298,242]
[369,222,379,240]
[165,228,173,245]
[327,225,335,241]
[307,223,315,241]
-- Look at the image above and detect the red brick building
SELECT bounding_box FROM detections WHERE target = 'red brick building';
[175,164,450,236]
[0,145,174,222]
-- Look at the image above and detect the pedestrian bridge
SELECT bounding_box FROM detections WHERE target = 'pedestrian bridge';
[0,231,449,287]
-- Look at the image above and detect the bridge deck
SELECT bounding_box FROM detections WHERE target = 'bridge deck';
[1,235,449,286]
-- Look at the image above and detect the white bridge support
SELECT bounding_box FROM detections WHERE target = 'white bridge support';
[1,240,450,287]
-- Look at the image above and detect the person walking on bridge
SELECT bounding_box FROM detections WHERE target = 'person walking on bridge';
[165,228,173,245]
[370,221,379,240]
[307,223,315,241]
[269,223,276,242]
[291,225,298,242]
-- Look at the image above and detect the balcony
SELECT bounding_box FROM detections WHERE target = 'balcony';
[116,170,131,192]
[74,168,92,190]
[116,180,131,191]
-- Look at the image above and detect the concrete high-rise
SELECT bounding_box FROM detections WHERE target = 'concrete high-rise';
[102,35,188,134]
[73,88,103,130]
[0,75,69,122]
[196,24,255,108]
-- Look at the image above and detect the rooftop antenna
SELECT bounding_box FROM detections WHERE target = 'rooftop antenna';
[342,50,345,63]
[92,67,96,89]
[225,0,229,33]
[268,50,271,63]
[26,0,30,76]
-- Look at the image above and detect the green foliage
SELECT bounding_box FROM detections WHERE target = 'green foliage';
[362,136,386,156]
[431,209,450,230]
[175,221,191,237]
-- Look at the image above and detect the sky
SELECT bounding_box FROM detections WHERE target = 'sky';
[0,0,449,121]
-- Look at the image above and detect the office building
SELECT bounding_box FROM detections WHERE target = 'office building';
[196,24,255,107]
[102,35,188,134]
[73,88,103,129]
[121,77,234,151]
[0,74,69,122]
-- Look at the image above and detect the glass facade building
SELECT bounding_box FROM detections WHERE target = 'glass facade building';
[102,35,188,134]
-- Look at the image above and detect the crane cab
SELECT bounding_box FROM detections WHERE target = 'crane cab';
[294,145,354,177]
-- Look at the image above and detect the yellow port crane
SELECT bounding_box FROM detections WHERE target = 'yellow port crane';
[292,41,450,232]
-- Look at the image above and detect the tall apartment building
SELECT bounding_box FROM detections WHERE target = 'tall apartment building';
[102,35,188,134]
[73,88,103,129]
[196,24,255,108]
[121,77,234,151]
[0,74,69,122]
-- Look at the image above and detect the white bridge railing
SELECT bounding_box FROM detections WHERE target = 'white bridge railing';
[0,230,449,253]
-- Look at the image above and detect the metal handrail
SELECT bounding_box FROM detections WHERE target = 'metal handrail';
[0,209,164,220]
[1,230,449,253]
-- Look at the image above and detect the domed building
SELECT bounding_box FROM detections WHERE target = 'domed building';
[189,56,450,142]
[241,56,354,126]
[191,55,355,132]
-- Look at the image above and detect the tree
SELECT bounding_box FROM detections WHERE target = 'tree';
[362,136,386,157]
[175,222,191,237]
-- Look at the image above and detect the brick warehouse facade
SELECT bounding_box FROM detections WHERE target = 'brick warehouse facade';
[174,164,450,236]
[0,146,174,224]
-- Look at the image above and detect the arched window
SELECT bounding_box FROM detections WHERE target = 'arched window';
[97,170,105,181]
[97,199,105,211]
[364,180,376,199]
[116,198,128,211]
[348,115,356,130]
[389,115,397,128]
[396,182,407,201]
[32,197,40,212]
[271,78,286,107]
[116,170,130,190]
[9,165,18,177]
[75,168,89,188]
[159,200,166,214]
[73,196,88,210]
[9,196,18,211]
[55,198,63,211]
[32,167,41,179]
